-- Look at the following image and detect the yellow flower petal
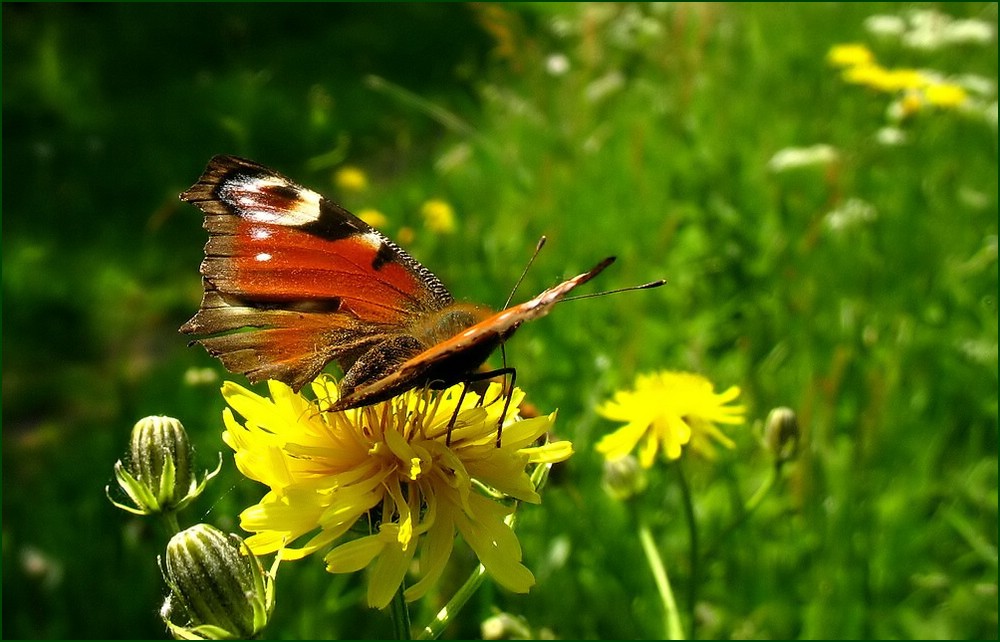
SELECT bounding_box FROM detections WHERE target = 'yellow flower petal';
[596,370,745,465]
[827,43,875,68]
[222,375,570,607]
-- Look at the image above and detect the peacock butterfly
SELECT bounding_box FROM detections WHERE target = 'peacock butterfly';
[179,155,640,412]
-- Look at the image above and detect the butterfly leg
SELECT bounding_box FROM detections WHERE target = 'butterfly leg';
[443,367,518,447]
[445,383,472,447]
[338,335,425,402]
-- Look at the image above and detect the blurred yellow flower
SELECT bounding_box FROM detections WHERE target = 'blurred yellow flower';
[334,166,368,193]
[842,62,886,86]
[222,377,571,609]
[843,64,927,93]
[397,226,416,245]
[357,208,388,229]
[879,68,928,92]
[827,43,875,68]
[894,92,926,119]
[596,371,745,467]
[420,199,457,234]
[925,82,968,108]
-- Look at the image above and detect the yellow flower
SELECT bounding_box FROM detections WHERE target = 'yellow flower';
[357,208,388,229]
[397,226,416,245]
[887,91,926,122]
[334,166,368,193]
[842,64,928,94]
[596,371,745,467]
[827,43,875,68]
[878,68,928,92]
[221,377,571,609]
[420,199,457,234]
[924,82,968,108]
[842,62,889,87]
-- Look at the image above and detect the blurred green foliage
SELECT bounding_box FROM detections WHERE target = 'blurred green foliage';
[3,3,997,639]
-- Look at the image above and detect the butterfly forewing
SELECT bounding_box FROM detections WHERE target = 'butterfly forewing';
[180,155,454,390]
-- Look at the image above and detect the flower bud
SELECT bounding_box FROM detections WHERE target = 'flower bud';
[160,524,274,640]
[602,455,648,501]
[481,612,533,640]
[107,415,221,515]
[764,407,800,464]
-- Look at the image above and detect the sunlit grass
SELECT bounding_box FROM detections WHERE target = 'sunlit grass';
[3,3,997,639]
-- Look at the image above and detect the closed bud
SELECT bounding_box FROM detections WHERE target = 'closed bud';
[160,524,275,640]
[107,416,221,516]
[602,455,648,501]
[764,407,800,464]
[481,612,533,640]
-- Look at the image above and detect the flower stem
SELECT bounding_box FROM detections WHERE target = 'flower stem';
[417,563,487,640]
[675,460,699,639]
[162,511,181,536]
[638,520,685,640]
[390,579,412,640]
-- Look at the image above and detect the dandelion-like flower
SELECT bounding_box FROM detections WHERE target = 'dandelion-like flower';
[827,43,875,68]
[334,166,368,193]
[596,371,745,467]
[357,208,389,229]
[222,377,572,609]
[420,199,457,234]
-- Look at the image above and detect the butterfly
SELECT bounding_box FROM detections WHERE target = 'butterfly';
[179,155,651,413]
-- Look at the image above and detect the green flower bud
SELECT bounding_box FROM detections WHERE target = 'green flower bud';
[107,415,221,516]
[602,454,648,501]
[764,406,800,464]
[160,524,275,640]
[481,612,533,640]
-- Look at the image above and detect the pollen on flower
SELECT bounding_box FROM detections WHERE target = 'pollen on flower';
[221,376,571,609]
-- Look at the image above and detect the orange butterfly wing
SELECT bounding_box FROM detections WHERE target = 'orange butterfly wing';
[179,155,456,391]
[331,257,615,410]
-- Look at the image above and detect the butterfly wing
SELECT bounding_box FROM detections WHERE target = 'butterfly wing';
[330,257,616,410]
[179,155,453,390]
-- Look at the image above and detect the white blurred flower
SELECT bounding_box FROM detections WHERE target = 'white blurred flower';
[824,198,877,232]
[944,18,995,46]
[585,71,625,104]
[546,53,570,77]
[864,14,906,38]
[767,144,839,173]
[903,9,994,50]
[875,126,908,146]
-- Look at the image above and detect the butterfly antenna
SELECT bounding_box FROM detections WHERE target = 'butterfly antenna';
[503,236,547,310]
[560,278,667,302]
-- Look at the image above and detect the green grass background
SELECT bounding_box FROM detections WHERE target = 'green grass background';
[3,3,997,639]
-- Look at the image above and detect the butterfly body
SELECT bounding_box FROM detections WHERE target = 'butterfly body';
[180,155,613,409]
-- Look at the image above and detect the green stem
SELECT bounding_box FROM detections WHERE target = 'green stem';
[417,564,488,640]
[704,461,779,558]
[390,579,412,640]
[745,463,778,514]
[675,460,698,639]
[638,520,685,640]
[162,511,181,536]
